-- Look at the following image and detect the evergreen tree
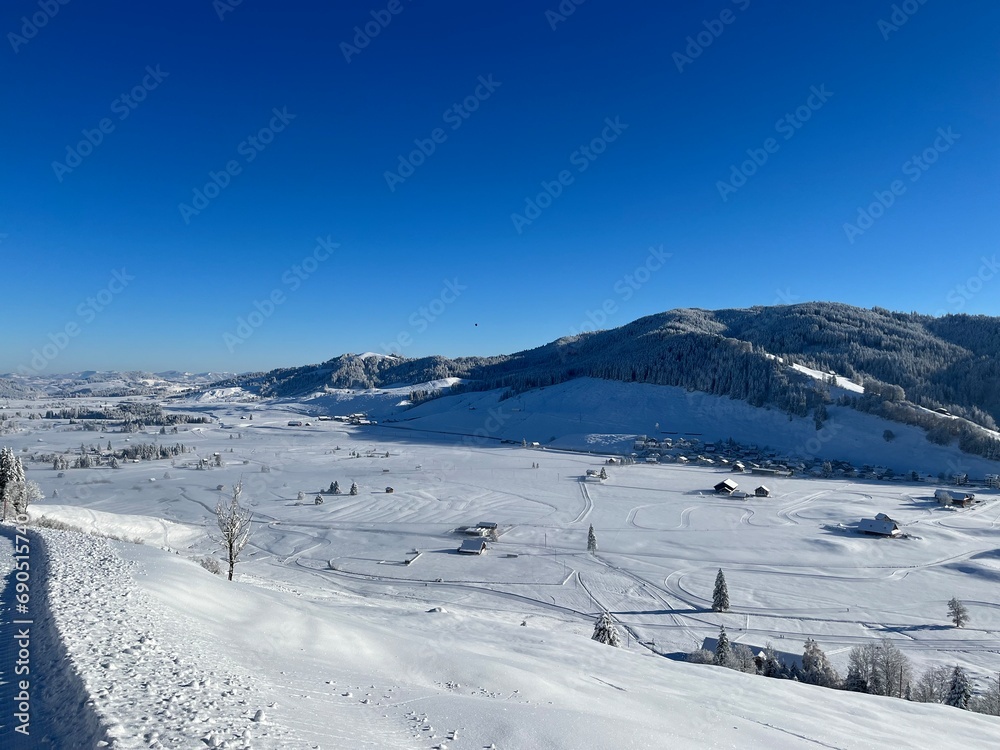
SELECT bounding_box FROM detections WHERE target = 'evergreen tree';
[331,480,341,494]
[713,625,731,666]
[591,612,621,647]
[0,446,17,520]
[945,665,972,709]
[712,569,730,612]
[948,597,969,627]
[760,643,787,679]
[0,449,38,521]
[599,466,607,480]
[587,524,598,554]
[349,481,359,495]
[801,639,840,688]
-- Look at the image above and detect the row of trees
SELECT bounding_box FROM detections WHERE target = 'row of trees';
[697,628,996,712]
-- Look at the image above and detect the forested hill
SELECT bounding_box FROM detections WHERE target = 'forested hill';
[207,303,1000,458]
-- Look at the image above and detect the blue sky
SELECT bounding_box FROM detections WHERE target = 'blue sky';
[2,0,998,374]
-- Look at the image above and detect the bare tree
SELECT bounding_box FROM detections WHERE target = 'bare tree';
[913,664,953,703]
[846,639,912,697]
[215,480,253,581]
[948,597,969,628]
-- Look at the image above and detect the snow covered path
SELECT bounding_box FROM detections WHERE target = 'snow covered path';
[5,527,301,749]
[0,525,107,748]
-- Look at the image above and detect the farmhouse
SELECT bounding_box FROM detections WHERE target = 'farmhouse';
[755,485,771,498]
[858,513,900,537]
[935,489,975,507]
[714,478,738,495]
[287,420,303,427]
[458,539,487,555]
[731,461,746,473]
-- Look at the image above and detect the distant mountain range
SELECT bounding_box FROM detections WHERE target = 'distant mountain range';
[6,304,999,461]
[0,370,235,399]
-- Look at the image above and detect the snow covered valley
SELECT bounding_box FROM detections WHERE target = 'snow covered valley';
[2,393,1000,748]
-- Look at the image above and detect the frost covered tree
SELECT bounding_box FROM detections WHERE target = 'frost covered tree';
[215,480,254,581]
[599,466,607,480]
[729,644,758,674]
[801,639,840,688]
[946,666,972,709]
[846,639,911,697]
[349,481,359,496]
[591,612,621,647]
[760,643,788,679]
[970,674,1000,716]
[713,625,731,666]
[712,569,730,612]
[587,524,598,554]
[330,480,341,494]
[948,597,969,628]
[297,490,306,502]
[912,665,952,703]
[1,448,40,521]
[0,446,20,520]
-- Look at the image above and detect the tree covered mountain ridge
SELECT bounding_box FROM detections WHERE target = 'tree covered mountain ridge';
[214,303,1000,459]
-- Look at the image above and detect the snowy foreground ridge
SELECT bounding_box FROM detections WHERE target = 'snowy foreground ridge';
[3,526,1000,748]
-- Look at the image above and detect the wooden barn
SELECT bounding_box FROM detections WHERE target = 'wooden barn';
[458,539,487,555]
[858,513,900,537]
[714,478,739,495]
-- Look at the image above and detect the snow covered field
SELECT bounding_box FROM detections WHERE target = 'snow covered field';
[2,391,1000,747]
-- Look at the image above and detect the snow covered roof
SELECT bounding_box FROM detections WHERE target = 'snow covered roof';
[859,517,900,536]
[459,539,487,554]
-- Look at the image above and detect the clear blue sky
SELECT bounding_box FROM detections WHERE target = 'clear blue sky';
[2,0,998,375]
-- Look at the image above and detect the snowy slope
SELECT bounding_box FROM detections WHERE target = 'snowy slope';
[6,525,1000,749]
[394,377,1000,476]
